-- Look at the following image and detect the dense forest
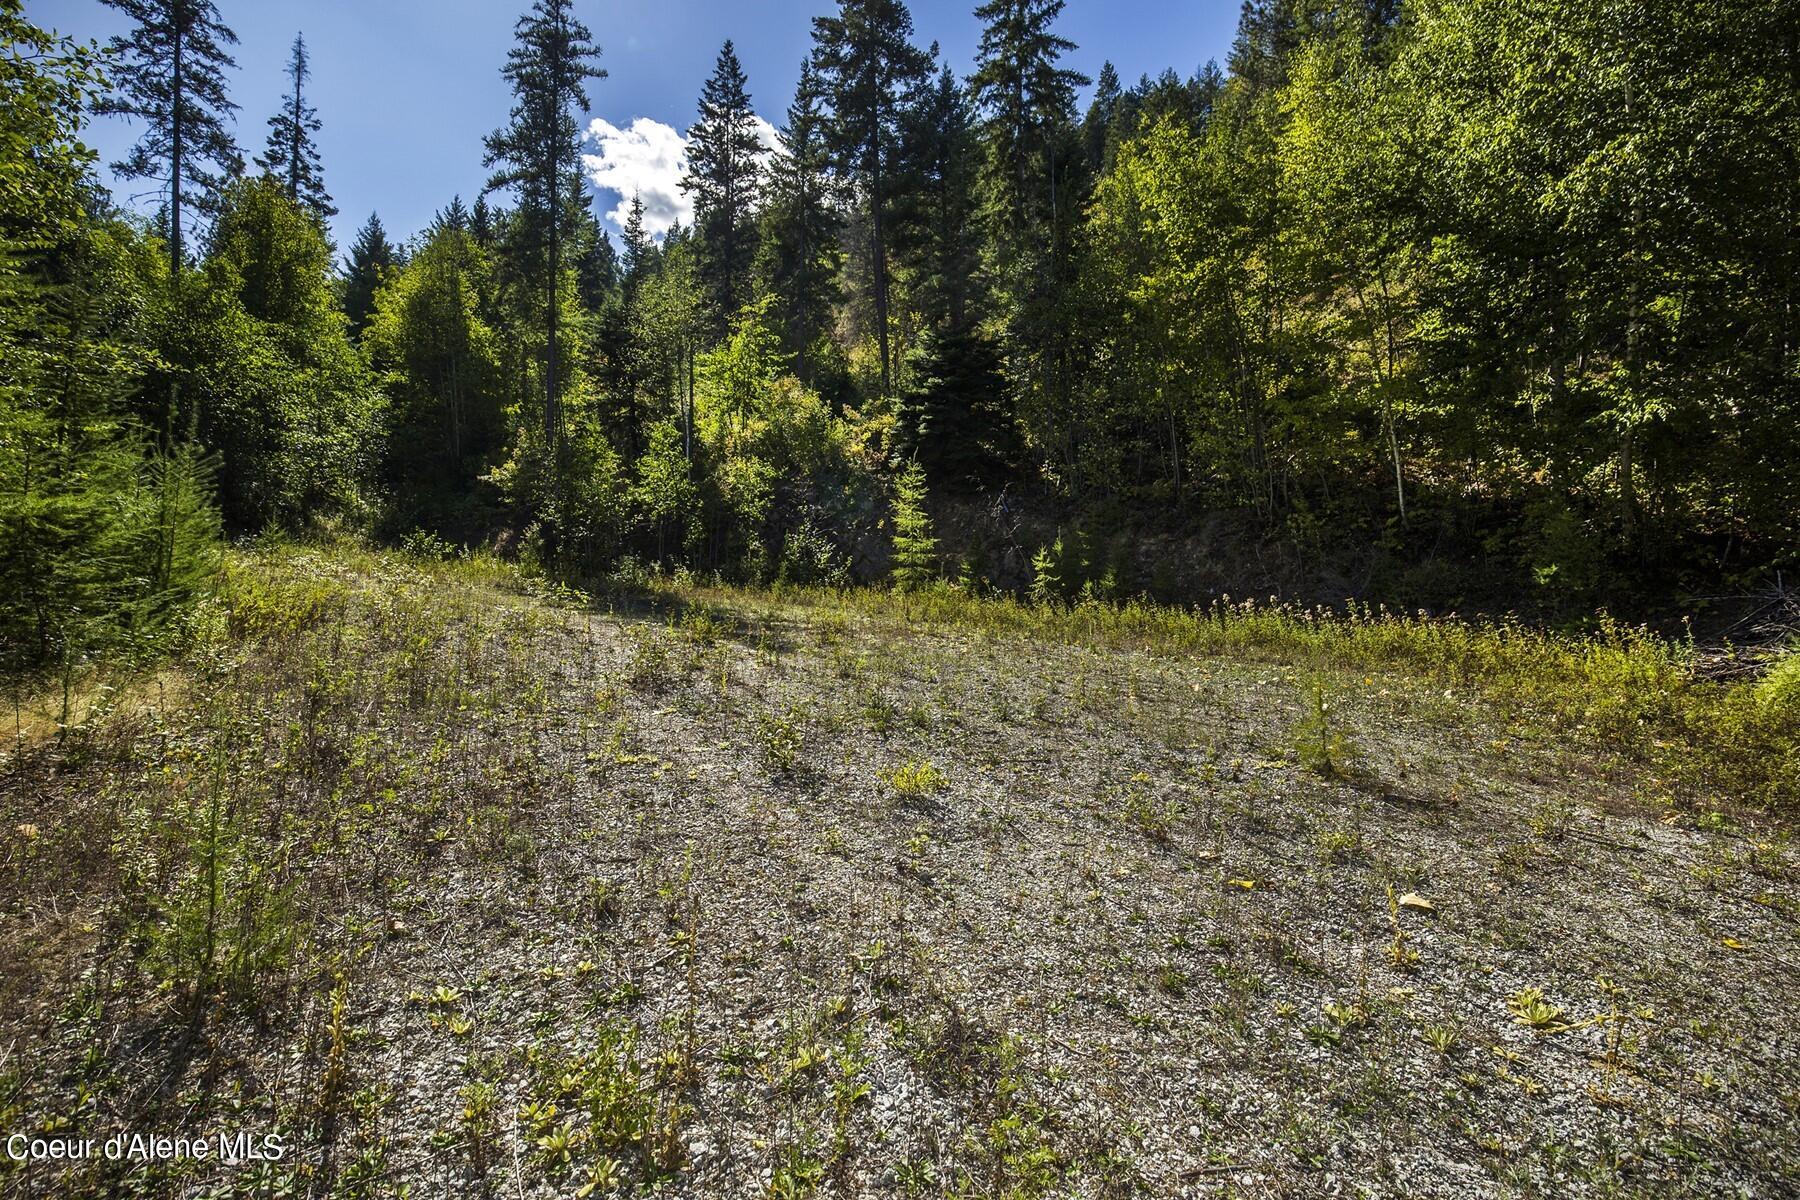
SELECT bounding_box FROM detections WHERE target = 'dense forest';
[4,0,1798,680]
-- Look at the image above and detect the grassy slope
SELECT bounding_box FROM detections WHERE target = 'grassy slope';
[1,542,1796,1198]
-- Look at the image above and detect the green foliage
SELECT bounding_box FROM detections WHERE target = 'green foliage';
[1758,653,1800,719]
[694,297,791,455]
[893,323,1018,489]
[683,40,762,329]
[130,746,301,998]
[1050,0,1800,594]
[887,461,937,590]
[342,212,396,341]
[1,0,103,238]
[482,0,605,465]
[880,758,948,799]
[364,222,504,489]
[632,420,700,565]
[0,258,219,676]
[1028,527,1127,604]
[778,520,849,587]
[549,405,631,571]
[756,705,805,773]
[193,176,381,529]
[0,5,218,678]
[810,0,932,397]
[756,60,839,384]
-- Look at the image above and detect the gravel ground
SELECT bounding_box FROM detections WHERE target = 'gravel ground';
[1,547,1795,1198]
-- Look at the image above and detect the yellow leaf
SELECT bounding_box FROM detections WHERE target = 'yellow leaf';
[1721,937,1745,950]
[1227,878,1256,890]
[1398,892,1436,913]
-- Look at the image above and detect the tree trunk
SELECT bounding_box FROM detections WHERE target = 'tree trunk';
[170,18,184,281]
[547,225,560,453]
[168,14,185,446]
[872,175,891,400]
[1620,74,1641,542]
[288,66,302,201]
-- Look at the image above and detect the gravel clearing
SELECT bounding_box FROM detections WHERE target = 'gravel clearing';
[1,547,1795,1198]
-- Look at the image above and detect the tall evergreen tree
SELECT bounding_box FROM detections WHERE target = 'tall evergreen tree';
[682,40,764,332]
[343,212,395,341]
[970,0,1086,473]
[1192,59,1226,125]
[256,32,334,222]
[899,60,982,332]
[434,194,470,235]
[1227,0,1394,94]
[894,59,1012,490]
[758,59,840,384]
[483,0,605,464]
[1228,0,1301,93]
[895,323,1017,489]
[1081,60,1121,175]
[471,193,497,248]
[970,0,1086,269]
[619,192,655,297]
[97,0,242,279]
[810,0,930,399]
[575,209,618,311]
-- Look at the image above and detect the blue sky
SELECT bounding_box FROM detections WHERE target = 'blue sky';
[26,0,1240,251]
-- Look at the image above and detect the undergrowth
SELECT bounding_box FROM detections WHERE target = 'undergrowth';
[655,578,1797,816]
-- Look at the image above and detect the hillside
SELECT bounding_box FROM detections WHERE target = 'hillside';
[2,543,1795,1198]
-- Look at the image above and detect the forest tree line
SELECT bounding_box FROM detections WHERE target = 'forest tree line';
[3,0,1797,677]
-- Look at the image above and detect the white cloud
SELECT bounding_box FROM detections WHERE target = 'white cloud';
[583,117,691,237]
[751,115,783,159]
[583,114,784,240]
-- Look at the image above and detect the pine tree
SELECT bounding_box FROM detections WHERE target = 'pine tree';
[1081,61,1121,175]
[97,0,242,279]
[888,460,937,589]
[682,40,763,332]
[810,0,930,399]
[2,4,217,675]
[575,209,618,311]
[483,0,605,465]
[757,59,840,384]
[443,195,471,233]
[619,192,655,297]
[471,193,497,248]
[899,60,982,333]
[1228,0,1299,93]
[343,212,395,341]
[1227,0,1397,93]
[895,323,1017,489]
[970,0,1086,472]
[256,32,334,222]
[1192,59,1225,125]
[970,0,1086,268]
